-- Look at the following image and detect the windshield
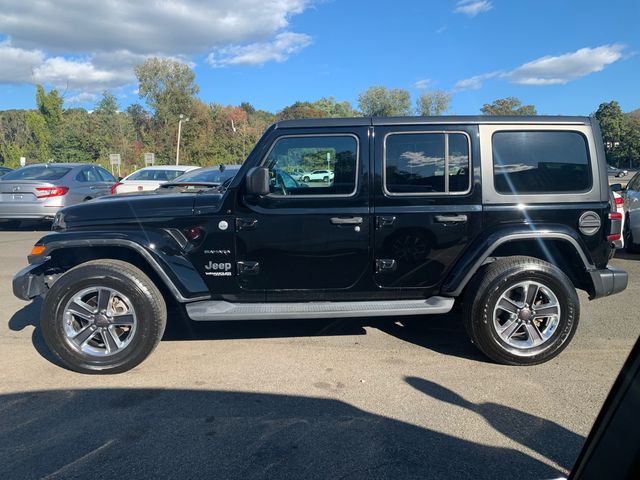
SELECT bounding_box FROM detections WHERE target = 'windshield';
[171,167,240,184]
[126,169,187,181]
[2,165,71,181]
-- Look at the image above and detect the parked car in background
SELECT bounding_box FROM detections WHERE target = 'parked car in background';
[155,164,242,193]
[612,190,625,251]
[608,165,628,177]
[0,163,116,222]
[0,166,13,177]
[301,170,335,182]
[613,173,640,252]
[111,165,199,194]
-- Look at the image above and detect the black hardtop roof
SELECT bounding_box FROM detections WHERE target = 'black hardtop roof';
[274,115,591,129]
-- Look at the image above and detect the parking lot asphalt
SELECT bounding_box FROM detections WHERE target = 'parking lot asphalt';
[1,229,638,479]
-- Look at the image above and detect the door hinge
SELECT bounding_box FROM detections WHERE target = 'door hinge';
[375,259,397,273]
[237,261,260,275]
[236,217,258,231]
[376,216,396,229]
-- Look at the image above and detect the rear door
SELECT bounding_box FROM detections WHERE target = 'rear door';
[372,123,482,296]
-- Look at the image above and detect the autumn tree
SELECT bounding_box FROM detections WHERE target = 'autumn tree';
[481,97,537,116]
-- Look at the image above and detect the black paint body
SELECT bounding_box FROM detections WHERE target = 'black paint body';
[17,116,619,304]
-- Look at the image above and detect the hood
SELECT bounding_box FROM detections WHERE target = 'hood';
[56,192,224,228]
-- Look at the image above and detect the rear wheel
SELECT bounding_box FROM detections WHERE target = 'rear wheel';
[41,259,167,374]
[303,176,310,182]
[323,176,329,182]
[463,256,579,365]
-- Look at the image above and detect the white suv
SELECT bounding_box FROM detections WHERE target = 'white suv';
[301,170,335,182]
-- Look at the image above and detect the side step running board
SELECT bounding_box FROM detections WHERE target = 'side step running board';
[186,297,455,321]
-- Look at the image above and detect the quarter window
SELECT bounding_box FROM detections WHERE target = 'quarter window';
[384,132,470,194]
[263,135,358,196]
[493,131,591,194]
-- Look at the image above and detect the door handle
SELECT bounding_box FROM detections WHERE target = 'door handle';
[434,214,468,224]
[330,216,363,225]
[89,186,99,190]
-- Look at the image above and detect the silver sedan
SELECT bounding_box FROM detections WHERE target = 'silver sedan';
[0,163,117,221]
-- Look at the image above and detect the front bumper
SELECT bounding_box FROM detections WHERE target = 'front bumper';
[13,263,48,300]
[589,267,628,299]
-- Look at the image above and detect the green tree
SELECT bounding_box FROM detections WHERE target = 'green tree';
[35,85,63,133]
[358,86,412,116]
[416,90,451,116]
[595,101,625,165]
[134,58,199,123]
[311,97,357,117]
[95,91,118,116]
[481,97,537,116]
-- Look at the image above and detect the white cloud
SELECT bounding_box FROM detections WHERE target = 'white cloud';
[453,72,499,91]
[412,79,432,89]
[33,56,136,92]
[454,44,625,91]
[67,92,98,104]
[0,42,43,83]
[453,0,493,17]
[0,0,313,94]
[503,44,625,85]
[0,0,310,55]
[207,32,311,67]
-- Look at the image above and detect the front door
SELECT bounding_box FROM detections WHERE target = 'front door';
[235,129,370,299]
[372,124,482,296]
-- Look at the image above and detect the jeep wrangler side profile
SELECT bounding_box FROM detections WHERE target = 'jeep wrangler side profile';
[13,116,627,373]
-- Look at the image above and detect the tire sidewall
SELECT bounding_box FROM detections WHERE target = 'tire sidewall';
[475,266,578,364]
[42,266,162,373]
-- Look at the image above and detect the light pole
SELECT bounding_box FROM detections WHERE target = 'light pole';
[175,114,189,165]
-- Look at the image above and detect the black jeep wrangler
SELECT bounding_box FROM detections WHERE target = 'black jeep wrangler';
[13,116,628,373]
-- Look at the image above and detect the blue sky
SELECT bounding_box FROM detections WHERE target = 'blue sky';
[0,0,638,115]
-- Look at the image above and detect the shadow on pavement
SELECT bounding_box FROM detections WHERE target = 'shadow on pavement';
[7,297,65,368]
[0,220,52,232]
[9,301,489,372]
[613,249,640,261]
[405,376,584,471]
[0,387,564,480]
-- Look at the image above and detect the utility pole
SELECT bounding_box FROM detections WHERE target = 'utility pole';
[176,114,189,165]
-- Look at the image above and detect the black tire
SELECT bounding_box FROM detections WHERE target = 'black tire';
[323,176,329,182]
[462,256,579,366]
[303,176,310,182]
[624,218,640,253]
[41,259,167,374]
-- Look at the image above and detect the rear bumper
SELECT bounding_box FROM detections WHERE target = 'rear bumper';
[0,202,61,219]
[589,267,628,299]
[13,263,48,300]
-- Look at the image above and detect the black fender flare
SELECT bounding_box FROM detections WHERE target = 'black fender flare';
[30,232,210,302]
[442,226,595,297]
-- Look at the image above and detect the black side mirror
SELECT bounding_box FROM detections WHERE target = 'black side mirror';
[245,167,270,196]
[610,183,623,192]
[117,176,123,182]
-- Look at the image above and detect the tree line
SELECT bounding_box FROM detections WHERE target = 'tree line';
[0,58,638,172]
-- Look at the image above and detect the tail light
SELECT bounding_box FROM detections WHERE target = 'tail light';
[35,186,69,198]
[615,196,624,206]
[110,182,123,194]
[608,211,623,241]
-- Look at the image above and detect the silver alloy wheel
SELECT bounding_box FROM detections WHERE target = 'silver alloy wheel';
[492,280,561,353]
[62,286,137,357]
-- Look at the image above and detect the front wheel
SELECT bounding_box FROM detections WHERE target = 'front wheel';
[303,176,310,182]
[41,259,167,374]
[463,256,579,365]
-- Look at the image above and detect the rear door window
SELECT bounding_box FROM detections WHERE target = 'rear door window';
[493,131,591,194]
